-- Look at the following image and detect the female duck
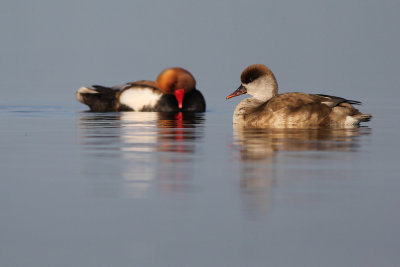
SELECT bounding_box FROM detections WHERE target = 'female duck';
[76,67,206,112]
[226,64,372,128]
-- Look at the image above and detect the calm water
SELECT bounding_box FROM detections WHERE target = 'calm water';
[1,103,399,267]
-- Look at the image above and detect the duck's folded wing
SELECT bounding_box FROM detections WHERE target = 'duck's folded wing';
[124,80,159,91]
[315,94,362,107]
[92,83,132,92]
[265,93,331,123]
[266,93,326,111]
[91,85,121,92]
[93,80,159,93]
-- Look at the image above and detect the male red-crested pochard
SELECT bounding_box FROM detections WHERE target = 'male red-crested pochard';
[226,64,372,128]
[76,67,206,112]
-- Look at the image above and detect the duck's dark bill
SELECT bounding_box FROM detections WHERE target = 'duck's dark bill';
[226,85,247,99]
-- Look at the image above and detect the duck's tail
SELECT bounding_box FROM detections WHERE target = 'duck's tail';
[76,86,119,112]
[354,113,372,123]
[76,87,98,104]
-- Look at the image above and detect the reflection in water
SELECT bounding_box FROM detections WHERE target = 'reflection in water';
[156,112,203,153]
[77,112,205,198]
[232,127,371,218]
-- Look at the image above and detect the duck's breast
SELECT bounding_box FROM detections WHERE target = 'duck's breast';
[119,86,162,111]
[153,89,206,112]
[182,89,206,112]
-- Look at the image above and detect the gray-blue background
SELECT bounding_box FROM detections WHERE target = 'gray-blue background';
[1,0,399,108]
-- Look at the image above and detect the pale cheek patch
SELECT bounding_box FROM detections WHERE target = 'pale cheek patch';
[119,88,162,111]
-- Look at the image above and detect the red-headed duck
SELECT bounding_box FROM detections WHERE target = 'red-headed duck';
[76,67,206,112]
[226,64,372,128]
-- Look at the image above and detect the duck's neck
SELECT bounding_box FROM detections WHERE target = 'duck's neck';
[253,90,275,102]
[246,76,278,102]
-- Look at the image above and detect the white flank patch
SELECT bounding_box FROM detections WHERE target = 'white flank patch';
[119,87,162,111]
[76,87,98,103]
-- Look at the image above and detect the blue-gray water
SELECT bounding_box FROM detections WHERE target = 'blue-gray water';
[1,102,399,267]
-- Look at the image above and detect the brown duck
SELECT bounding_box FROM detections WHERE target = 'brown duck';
[226,64,372,128]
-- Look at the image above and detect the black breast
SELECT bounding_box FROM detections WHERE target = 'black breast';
[154,89,206,112]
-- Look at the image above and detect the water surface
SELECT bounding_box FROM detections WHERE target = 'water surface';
[1,104,399,267]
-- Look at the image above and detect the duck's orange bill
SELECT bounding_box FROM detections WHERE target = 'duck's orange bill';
[174,89,185,109]
[226,85,247,99]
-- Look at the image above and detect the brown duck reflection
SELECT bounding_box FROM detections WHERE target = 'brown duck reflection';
[233,126,371,218]
[234,127,370,161]
[77,111,205,197]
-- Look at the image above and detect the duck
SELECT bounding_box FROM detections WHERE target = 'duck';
[76,67,206,112]
[226,64,372,128]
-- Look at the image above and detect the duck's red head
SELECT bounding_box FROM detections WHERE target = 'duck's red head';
[156,67,196,109]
